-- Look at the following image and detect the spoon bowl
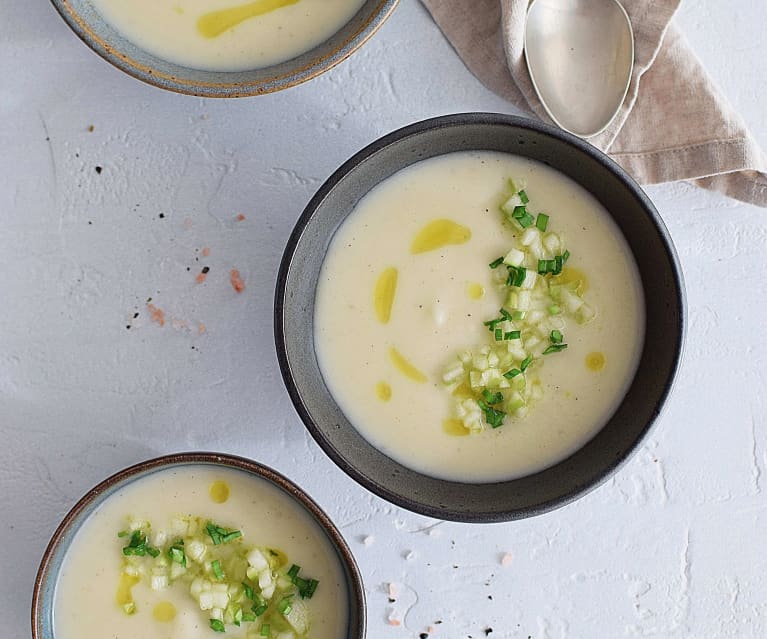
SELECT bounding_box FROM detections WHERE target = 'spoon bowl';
[524,0,634,138]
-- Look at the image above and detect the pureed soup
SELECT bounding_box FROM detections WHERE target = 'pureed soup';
[314,151,645,482]
[88,0,366,71]
[54,465,348,639]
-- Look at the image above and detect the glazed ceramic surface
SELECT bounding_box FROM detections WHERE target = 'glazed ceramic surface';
[275,113,685,522]
[48,0,398,96]
[32,453,365,639]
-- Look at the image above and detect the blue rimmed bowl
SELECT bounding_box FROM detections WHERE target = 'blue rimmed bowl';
[49,0,398,97]
[32,452,365,638]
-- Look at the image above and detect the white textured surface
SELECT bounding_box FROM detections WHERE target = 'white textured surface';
[2,1,766,637]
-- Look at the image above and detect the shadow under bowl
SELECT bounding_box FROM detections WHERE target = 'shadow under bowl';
[32,452,365,638]
[275,113,686,523]
[49,0,398,97]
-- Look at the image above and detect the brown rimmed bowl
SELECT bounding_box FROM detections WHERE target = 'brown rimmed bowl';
[49,0,398,97]
[274,113,686,523]
[32,452,365,638]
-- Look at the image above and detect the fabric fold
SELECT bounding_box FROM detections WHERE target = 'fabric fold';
[421,0,767,207]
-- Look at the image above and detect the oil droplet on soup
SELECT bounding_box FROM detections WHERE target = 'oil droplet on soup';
[115,572,139,609]
[466,282,485,300]
[443,419,471,437]
[410,219,471,254]
[554,266,589,294]
[209,480,230,504]
[197,0,300,38]
[373,267,398,324]
[152,601,177,623]
[376,381,392,402]
[389,347,428,383]
[586,351,606,371]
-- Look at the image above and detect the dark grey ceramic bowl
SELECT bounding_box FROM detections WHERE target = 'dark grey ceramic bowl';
[49,0,398,97]
[275,113,685,523]
[32,452,365,639]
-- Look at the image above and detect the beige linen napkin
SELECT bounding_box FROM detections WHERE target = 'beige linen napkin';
[421,0,767,207]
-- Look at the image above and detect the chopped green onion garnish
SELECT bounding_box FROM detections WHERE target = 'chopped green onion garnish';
[277,597,293,615]
[304,579,319,599]
[477,399,506,428]
[242,582,255,600]
[241,613,256,623]
[543,344,568,355]
[117,530,129,538]
[494,328,503,341]
[503,368,522,379]
[537,259,548,275]
[489,256,504,269]
[512,205,526,219]
[547,304,561,315]
[121,530,159,558]
[211,559,224,580]
[550,330,563,344]
[562,249,571,263]
[536,213,549,231]
[252,601,268,617]
[504,330,521,340]
[168,543,186,567]
[518,190,529,204]
[206,522,241,546]
[210,619,226,633]
[520,355,533,371]
[506,265,526,287]
[499,308,513,321]
[511,310,526,321]
[518,212,535,228]
[481,389,503,405]
[260,624,271,637]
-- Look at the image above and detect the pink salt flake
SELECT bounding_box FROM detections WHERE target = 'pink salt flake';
[501,552,513,567]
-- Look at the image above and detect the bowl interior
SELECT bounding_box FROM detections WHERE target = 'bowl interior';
[32,453,365,639]
[276,113,685,522]
[50,0,398,96]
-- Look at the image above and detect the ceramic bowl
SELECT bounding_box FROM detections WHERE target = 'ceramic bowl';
[275,113,685,523]
[32,452,365,638]
[49,0,398,97]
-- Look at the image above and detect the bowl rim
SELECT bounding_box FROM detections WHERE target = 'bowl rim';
[48,0,399,97]
[274,112,686,522]
[31,451,366,638]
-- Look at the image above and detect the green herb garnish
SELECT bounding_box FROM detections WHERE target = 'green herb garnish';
[210,619,226,633]
[206,522,242,546]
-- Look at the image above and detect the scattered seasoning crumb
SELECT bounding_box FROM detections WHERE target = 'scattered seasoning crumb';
[198,323,207,335]
[386,609,401,627]
[158,213,165,219]
[201,266,210,274]
[500,552,513,567]
[94,166,102,174]
[420,634,429,639]
[230,269,245,293]
[196,272,207,284]
[146,303,165,327]
[387,583,398,601]
[125,325,131,330]
[87,125,94,132]
[236,213,246,221]
[133,312,139,319]
[484,629,493,636]
[362,535,375,547]
[404,550,416,561]
[201,247,210,257]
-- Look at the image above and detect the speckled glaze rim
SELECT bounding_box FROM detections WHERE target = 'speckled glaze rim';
[48,0,399,97]
[275,112,686,523]
[31,452,366,639]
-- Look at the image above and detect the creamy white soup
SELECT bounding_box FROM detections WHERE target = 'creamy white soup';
[54,465,348,639]
[88,0,366,71]
[314,151,645,482]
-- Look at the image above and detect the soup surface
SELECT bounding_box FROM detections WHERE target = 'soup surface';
[88,0,366,71]
[54,465,348,639]
[314,151,645,482]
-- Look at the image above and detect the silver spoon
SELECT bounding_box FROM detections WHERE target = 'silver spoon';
[524,0,634,138]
